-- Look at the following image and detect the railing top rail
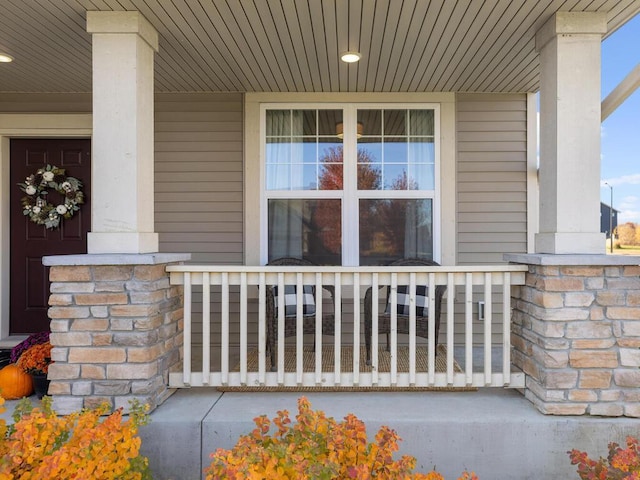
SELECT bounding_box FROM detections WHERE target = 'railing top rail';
[166,264,529,273]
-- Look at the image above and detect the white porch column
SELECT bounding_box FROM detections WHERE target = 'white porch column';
[86,12,159,253]
[535,12,607,254]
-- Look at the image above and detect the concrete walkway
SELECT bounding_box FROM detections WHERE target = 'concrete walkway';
[138,388,638,480]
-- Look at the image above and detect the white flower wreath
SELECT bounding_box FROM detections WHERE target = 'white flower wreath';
[18,164,84,229]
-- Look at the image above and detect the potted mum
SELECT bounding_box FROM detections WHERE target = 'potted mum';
[17,341,52,399]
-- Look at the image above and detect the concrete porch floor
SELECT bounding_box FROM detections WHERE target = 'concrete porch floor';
[138,387,638,480]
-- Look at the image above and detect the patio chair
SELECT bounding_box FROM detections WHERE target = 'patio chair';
[265,257,336,371]
[364,258,446,365]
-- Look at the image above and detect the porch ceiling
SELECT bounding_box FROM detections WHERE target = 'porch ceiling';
[0,0,638,94]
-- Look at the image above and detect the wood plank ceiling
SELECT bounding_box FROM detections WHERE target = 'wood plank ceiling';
[0,0,638,94]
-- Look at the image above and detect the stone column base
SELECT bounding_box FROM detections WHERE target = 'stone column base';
[42,253,189,414]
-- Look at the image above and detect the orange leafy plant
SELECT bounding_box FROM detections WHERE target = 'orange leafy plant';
[206,396,477,480]
[0,396,151,479]
[16,341,52,375]
[569,436,640,479]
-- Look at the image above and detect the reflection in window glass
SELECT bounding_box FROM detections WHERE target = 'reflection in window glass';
[268,199,342,265]
[266,109,343,191]
[357,109,435,191]
[359,199,433,266]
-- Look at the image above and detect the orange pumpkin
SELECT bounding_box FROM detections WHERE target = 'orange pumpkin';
[0,364,34,399]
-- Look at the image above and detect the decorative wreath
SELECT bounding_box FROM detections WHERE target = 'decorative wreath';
[18,164,84,229]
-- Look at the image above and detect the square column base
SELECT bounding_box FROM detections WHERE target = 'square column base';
[535,232,605,254]
[88,232,159,254]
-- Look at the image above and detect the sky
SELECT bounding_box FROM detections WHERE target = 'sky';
[600,12,640,224]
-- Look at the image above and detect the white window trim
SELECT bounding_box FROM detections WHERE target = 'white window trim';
[244,92,456,267]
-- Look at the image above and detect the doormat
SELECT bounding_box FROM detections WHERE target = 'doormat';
[218,344,476,392]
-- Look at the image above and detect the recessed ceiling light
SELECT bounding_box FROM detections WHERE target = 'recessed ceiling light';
[0,53,13,63]
[340,51,361,63]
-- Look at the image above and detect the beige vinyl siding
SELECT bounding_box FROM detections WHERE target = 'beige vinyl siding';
[155,93,244,264]
[456,93,528,265]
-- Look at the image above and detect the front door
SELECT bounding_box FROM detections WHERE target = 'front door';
[10,139,91,334]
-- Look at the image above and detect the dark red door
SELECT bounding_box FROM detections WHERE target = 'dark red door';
[10,139,91,334]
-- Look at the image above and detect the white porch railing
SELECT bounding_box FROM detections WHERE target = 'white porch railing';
[166,264,527,389]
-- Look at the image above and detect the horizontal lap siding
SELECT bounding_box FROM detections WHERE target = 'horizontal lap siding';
[456,93,528,265]
[155,93,244,264]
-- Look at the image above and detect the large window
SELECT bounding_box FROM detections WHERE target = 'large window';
[263,104,438,266]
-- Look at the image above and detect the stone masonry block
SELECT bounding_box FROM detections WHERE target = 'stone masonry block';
[84,397,114,411]
[568,390,597,402]
[540,308,590,321]
[93,265,133,281]
[72,381,93,396]
[48,382,71,395]
[589,307,605,320]
[130,290,166,304]
[618,339,640,348]
[75,293,129,305]
[70,318,109,331]
[601,390,621,401]
[624,404,640,418]
[50,266,91,282]
[50,282,94,293]
[113,331,159,346]
[110,304,160,317]
[134,264,168,281]
[608,307,640,320]
[532,345,568,368]
[131,376,164,395]
[94,381,132,395]
[48,294,73,306]
[532,291,564,308]
[81,365,106,379]
[68,347,126,363]
[572,339,616,349]
[607,277,640,290]
[596,291,626,306]
[538,277,584,292]
[95,282,126,292]
[49,319,70,332]
[107,362,157,379]
[569,350,618,368]
[628,291,640,306]
[92,333,113,346]
[620,348,640,367]
[90,306,109,317]
[48,363,81,380]
[133,315,163,331]
[48,306,91,319]
[539,403,588,415]
[623,265,640,276]
[565,321,612,339]
[52,396,84,415]
[561,266,603,277]
[585,277,605,289]
[564,292,595,307]
[614,370,640,388]
[622,321,640,336]
[125,278,170,292]
[589,404,624,417]
[579,370,612,389]
[128,345,163,363]
[50,347,68,362]
[541,370,578,388]
[50,332,92,346]
[111,318,134,331]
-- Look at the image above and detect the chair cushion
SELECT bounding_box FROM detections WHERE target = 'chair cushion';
[273,285,316,317]
[385,285,429,316]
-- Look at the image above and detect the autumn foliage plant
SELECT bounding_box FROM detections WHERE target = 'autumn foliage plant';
[16,341,52,375]
[569,436,640,479]
[206,396,477,480]
[0,396,151,479]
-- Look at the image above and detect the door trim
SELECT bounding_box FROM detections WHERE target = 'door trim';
[0,113,91,340]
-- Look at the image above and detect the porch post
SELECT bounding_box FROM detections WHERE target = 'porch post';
[86,12,159,254]
[535,12,607,254]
